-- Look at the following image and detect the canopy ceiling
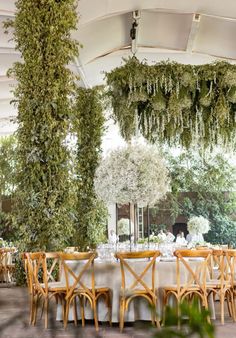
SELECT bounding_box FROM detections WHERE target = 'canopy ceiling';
[1,0,236,141]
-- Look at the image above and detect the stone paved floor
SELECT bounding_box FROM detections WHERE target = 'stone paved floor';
[0,287,236,338]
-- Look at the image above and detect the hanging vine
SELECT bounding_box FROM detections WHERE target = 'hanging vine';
[72,87,107,249]
[106,57,236,150]
[4,0,79,250]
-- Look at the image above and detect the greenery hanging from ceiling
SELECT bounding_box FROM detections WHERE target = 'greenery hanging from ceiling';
[106,57,236,149]
[72,87,107,249]
[4,0,79,251]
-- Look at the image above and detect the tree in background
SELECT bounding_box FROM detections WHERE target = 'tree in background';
[166,150,236,246]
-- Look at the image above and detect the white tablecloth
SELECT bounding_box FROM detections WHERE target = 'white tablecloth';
[56,257,214,323]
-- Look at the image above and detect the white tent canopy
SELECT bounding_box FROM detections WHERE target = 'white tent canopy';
[1,0,236,138]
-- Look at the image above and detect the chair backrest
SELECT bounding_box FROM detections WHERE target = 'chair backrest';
[59,252,97,300]
[174,249,212,296]
[208,249,224,281]
[115,250,161,298]
[22,253,31,292]
[24,252,48,297]
[45,252,61,282]
[0,247,16,268]
[224,249,236,288]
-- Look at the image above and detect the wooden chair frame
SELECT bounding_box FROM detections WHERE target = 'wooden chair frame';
[206,249,234,324]
[163,249,212,324]
[224,249,236,322]
[115,250,161,332]
[0,247,16,283]
[60,252,112,331]
[24,252,66,328]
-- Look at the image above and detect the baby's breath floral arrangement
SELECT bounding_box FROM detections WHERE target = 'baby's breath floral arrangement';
[94,142,170,207]
[106,57,236,150]
[187,216,210,235]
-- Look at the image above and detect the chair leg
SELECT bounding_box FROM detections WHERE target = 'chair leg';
[79,296,85,327]
[230,291,236,322]
[162,292,168,326]
[93,299,99,331]
[105,291,112,326]
[219,292,225,325]
[29,294,34,325]
[44,297,49,329]
[153,297,160,329]
[203,295,211,324]
[64,300,70,329]
[33,294,39,326]
[119,297,125,332]
[226,291,232,318]
[73,297,78,326]
[60,295,65,325]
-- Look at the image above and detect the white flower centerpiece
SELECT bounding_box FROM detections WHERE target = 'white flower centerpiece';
[95,141,170,242]
[187,216,210,245]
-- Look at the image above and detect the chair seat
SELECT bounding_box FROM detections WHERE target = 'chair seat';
[95,287,110,293]
[121,288,153,296]
[163,284,202,291]
[206,279,231,288]
[72,286,110,294]
[40,281,66,291]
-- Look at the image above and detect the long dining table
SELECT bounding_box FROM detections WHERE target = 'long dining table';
[56,256,215,323]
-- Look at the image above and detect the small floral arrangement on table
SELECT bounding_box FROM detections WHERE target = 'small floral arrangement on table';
[117,218,131,236]
[149,234,162,243]
[137,235,162,244]
[187,216,210,235]
[0,238,14,248]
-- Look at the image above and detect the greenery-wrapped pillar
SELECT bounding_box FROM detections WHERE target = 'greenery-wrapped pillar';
[72,87,107,249]
[6,0,79,250]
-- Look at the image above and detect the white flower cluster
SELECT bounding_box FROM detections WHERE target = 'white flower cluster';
[94,142,170,207]
[187,216,210,235]
[117,218,130,235]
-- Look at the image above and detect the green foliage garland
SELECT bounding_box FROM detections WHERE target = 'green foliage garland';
[106,57,236,149]
[4,0,79,251]
[72,87,107,249]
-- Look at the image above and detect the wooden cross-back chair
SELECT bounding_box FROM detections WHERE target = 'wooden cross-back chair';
[115,250,161,332]
[0,247,16,283]
[24,252,67,328]
[206,249,234,324]
[163,249,212,323]
[223,249,236,320]
[59,252,112,331]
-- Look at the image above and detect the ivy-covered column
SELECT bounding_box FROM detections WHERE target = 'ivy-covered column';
[72,87,107,249]
[5,0,79,250]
